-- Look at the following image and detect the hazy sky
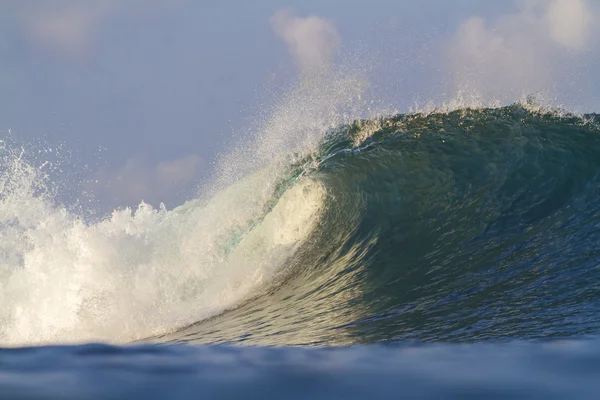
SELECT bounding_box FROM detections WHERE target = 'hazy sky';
[1,0,598,210]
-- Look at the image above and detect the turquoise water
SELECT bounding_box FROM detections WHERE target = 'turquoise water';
[162,106,600,346]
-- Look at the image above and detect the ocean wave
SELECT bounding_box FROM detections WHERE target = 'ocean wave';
[164,106,600,345]
[2,104,600,347]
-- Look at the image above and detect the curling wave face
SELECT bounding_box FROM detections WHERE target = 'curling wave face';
[163,105,600,346]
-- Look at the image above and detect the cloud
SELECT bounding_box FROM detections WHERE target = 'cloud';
[270,9,340,74]
[88,154,204,208]
[15,0,188,61]
[534,0,590,51]
[19,0,116,60]
[446,0,599,106]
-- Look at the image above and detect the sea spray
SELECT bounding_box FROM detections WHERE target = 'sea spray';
[0,70,369,346]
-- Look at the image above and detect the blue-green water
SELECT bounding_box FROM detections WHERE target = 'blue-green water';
[162,106,600,346]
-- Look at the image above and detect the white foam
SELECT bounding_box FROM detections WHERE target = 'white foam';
[0,69,369,346]
[0,153,326,345]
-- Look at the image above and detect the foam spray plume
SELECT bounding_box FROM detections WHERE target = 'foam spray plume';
[0,70,368,346]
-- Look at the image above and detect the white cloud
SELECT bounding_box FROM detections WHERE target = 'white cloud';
[20,0,116,59]
[16,0,188,61]
[446,0,599,106]
[544,0,591,50]
[89,154,204,208]
[270,9,340,74]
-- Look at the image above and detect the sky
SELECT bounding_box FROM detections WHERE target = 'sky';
[1,0,598,211]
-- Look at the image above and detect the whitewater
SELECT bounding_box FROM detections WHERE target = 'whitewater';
[0,75,365,345]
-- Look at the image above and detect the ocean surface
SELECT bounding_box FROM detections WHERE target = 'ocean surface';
[2,102,600,398]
